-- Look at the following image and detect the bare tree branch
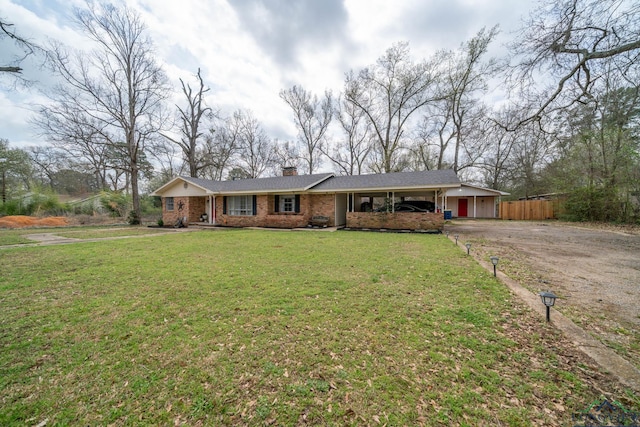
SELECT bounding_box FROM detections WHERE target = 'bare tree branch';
[507,0,640,128]
[36,2,170,220]
[280,85,333,174]
[162,68,214,177]
[344,42,441,172]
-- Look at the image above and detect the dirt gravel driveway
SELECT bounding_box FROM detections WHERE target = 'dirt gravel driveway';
[446,220,640,369]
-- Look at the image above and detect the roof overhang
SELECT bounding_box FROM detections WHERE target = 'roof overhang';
[151,174,467,197]
[310,183,461,193]
[151,176,213,196]
[446,183,510,197]
[216,187,312,195]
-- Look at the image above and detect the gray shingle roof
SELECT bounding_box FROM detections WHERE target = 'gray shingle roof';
[310,169,460,192]
[181,173,335,194]
[155,169,461,196]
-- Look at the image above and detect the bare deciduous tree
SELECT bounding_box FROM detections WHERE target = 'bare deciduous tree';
[0,19,32,74]
[478,107,520,189]
[280,85,333,174]
[507,124,558,198]
[344,42,441,172]
[145,136,182,191]
[162,68,213,178]
[418,27,499,173]
[200,122,239,181]
[231,110,273,179]
[29,145,67,189]
[33,103,117,190]
[1,17,50,88]
[40,2,170,221]
[508,0,640,126]
[271,139,302,175]
[322,94,372,175]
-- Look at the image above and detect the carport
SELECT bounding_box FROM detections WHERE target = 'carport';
[445,184,509,218]
[308,170,462,230]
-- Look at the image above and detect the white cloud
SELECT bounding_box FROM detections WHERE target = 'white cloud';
[1,0,538,150]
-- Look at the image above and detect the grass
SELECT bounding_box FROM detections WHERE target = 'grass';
[0,225,169,246]
[0,229,637,426]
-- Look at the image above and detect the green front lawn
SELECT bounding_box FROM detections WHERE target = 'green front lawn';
[0,225,169,246]
[0,229,637,425]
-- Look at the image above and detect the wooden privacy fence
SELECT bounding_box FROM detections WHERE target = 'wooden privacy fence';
[500,200,560,220]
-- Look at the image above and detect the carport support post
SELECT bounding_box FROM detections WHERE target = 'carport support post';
[473,195,477,218]
[210,195,215,225]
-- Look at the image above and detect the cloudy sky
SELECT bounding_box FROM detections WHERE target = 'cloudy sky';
[1,0,536,150]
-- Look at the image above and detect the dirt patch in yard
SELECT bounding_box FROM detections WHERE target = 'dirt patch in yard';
[0,215,69,228]
[446,219,640,371]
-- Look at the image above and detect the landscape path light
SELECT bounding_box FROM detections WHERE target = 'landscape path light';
[539,291,557,322]
[490,256,499,277]
[465,242,471,255]
[445,230,449,238]
[454,235,459,245]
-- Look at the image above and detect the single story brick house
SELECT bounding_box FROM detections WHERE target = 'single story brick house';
[151,168,506,230]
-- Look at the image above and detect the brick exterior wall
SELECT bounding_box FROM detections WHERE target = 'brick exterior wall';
[161,195,443,230]
[346,212,444,231]
[214,194,337,228]
[310,194,335,220]
[162,196,207,226]
[189,197,206,222]
[162,196,190,226]
[162,194,444,230]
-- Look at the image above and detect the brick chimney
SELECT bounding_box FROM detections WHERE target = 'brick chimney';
[282,166,298,176]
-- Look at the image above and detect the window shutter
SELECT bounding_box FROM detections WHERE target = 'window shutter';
[223,196,227,214]
[274,195,280,213]
[252,195,257,215]
[295,194,301,213]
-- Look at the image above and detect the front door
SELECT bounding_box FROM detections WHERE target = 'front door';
[458,199,468,217]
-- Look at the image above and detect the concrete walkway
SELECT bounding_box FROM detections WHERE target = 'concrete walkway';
[450,235,640,392]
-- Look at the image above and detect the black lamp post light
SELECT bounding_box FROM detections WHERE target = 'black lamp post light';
[539,291,557,322]
[490,256,499,277]
[445,230,449,238]
[465,242,471,255]
[454,235,459,245]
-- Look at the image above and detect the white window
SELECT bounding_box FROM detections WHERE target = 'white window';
[227,195,254,216]
[166,197,174,211]
[280,195,295,212]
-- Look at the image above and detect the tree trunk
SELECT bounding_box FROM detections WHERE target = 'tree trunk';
[130,160,141,222]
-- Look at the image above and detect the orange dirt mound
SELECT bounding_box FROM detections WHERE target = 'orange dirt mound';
[0,215,69,229]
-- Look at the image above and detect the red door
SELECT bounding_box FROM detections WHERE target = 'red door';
[458,199,468,217]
